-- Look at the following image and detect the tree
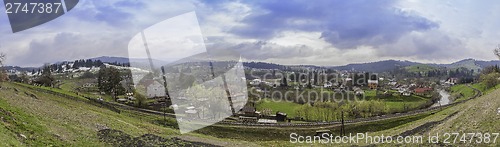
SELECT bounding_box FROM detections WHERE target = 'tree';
[481,72,500,89]
[0,53,7,82]
[495,44,500,59]
[97,66,124,98]
[280,73,288,87]
[19,72,30,84]
[134,91,148,108]
[80,71,95,79]
[34,65,54,87]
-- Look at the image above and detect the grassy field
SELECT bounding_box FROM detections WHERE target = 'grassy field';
[449,84,480,102]
[3,79,498,146]
[255,99,301,117]
[256,88,432,120]
[0,82,252,146]
[365,90,431,113]
[250,86,500,146]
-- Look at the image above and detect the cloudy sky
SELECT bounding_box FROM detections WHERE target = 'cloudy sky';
[1,0,499,67]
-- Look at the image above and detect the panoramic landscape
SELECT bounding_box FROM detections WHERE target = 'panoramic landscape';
[1,0,500,146]
[1,54,500,146]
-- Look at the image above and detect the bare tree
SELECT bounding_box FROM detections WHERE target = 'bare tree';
[0,53,5,66]
[495,44,500,59]
[0,53,6,82]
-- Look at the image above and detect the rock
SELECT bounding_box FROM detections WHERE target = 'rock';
[96,124,109,131]
[19,134,27,139]
[23,92,38,99]
[29,93,38,99]
[97,129,217,147]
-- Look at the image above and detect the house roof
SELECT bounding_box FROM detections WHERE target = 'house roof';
[368,80,378,84]
[241,105,256,113]
[414,88,432,93]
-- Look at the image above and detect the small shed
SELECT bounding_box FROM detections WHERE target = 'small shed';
[276,112,287,122]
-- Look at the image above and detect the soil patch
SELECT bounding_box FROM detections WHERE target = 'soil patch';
[97,129,219,147]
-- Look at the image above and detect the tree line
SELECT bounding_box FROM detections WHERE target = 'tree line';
[294,101,386,121]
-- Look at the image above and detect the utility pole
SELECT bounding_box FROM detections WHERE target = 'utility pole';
[341,111,345,136]
[161,67,171,122]
[209,62,235,115]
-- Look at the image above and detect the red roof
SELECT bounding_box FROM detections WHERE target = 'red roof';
[414,88,432,93]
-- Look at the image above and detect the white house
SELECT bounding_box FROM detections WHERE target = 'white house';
[250,79,262,86]
[146,81,166,98]
[323,82,333,88]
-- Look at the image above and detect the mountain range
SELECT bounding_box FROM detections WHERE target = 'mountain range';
[339,58,500,73]
[4,56,500,73]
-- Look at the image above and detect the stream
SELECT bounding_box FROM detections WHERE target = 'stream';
[431,89,450,107]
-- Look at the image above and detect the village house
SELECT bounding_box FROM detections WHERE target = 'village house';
[368,79,378,89]
[444,78,459,86]
[146,81,166,98]
[239,105,260,117]
[82,83,97,88]
[323,82,332,88]
[413,87,433,96]
[250,79,261,86]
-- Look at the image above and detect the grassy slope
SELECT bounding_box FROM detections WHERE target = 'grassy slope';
[450,84,476,102]
[427,88,500,146]
[0,82,180,146]
[3,80,497,146]
[450,83,500,102]
[250,87,500,146]
[255,99,301,117]
[0,82,256,146]
[405,64,438,73]
[370,86,500,146]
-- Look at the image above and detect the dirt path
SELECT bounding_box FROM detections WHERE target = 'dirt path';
[177,135,261,147]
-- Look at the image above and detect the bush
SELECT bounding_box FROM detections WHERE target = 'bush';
[80,71,95,79]
[481,73,500,89]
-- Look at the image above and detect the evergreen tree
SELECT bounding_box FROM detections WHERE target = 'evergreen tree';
[280,73,288,87]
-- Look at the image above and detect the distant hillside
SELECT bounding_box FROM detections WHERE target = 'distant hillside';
[405,64,440,73]
[441,59,482,72]
[89,56,130,64]
[5,56,500,73]
[243,62,287,70]
[474,60,500,68]
[2,66,39,72]
[330,60,420,72]
[331,59,500,73]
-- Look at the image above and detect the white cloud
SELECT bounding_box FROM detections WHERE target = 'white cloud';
[1,0,500,67]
